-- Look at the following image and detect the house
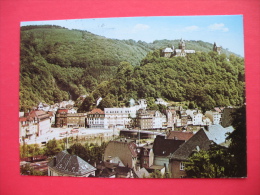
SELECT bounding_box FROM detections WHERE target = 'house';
[205,110,222,125]
[135,99,147,110]
[169,129,211,178]
[202,116,212,126]
[133,167,150,178]
[67,113,87,128]
[95,157,129,178]
[67,108,77,114]
[104,139,138,169]
[139,144,154,169]
[48,150,96,177]
[166,131,194,141]
[162,47,174,58]
[153,135,185,171]
[86,108,105,128]
[19,115,38,142]
[136,109,153,130]
[27,110,51,136]
[136,110,167,130]
[185,109,204,126]
[55,109,68,127]
[155,98,169,107]
[38,102,50,112]
[164,109,177,130]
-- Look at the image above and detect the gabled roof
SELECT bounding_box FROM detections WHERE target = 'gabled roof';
[163,48,173,52]
[204,125,234,145]
[153,135,185,156]
[115,166,131,176]
[106,139,138,158]
[48,150,96,176]
[170,129,211,161]
[167,131,194,141]
[88,108,104,115]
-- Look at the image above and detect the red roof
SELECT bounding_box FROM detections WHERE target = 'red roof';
[57,109,68,113]
[167,131,194,141]
[89,108,104,114]
[19,117,27,122]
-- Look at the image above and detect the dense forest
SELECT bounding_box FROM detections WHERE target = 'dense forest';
[20,25,244,112]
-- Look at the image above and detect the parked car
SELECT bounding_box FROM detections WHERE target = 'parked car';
[70,129,79,134]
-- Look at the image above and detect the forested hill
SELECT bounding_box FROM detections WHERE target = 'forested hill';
[20,25,243,111]
[83,50,245,112]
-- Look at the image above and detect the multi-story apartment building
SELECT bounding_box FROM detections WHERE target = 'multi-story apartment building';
[86,108,105,128]
[104,107,137,129]
[67,113,87,128]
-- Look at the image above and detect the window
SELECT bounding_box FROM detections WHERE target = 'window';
[180,162,185,170]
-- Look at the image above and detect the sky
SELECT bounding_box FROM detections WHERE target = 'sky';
[21,15,244,56]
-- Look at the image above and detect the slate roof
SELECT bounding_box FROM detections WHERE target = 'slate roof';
[203,124,234,145]
[170,129,211,161]
[163,48,174,52]
[48,150,96,176]
[107,156,125,167]
[167,131,194,141]
[153,135,185,156]
[115,166,132,176]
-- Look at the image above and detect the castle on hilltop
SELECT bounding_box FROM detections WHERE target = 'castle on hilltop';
[213,42,222,55]
[162,39,195,58]
[163,39,222,58]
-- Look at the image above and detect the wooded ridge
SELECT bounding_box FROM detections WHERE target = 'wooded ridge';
[20,25,244,111]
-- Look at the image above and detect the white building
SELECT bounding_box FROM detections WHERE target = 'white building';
[86,108,105,128]
[135,99,147,110]
[152,110,167,129]
[104,107,137,129]
[155,98,169,107]
[68,108,77,114]
[186,109,204,126]
[205,111,222,125]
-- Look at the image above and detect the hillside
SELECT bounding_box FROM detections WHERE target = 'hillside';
[20,25,244,111]
[82,50,245,112]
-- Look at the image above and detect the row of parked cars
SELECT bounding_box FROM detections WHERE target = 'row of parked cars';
[59,129,79,137]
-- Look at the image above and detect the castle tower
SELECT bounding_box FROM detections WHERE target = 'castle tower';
[179,38,185,50]
[213,42,221,54]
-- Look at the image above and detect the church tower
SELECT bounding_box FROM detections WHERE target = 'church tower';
[179,38,185,50]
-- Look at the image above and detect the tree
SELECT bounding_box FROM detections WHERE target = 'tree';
[44,138,63,156]
[149,170,163,178]
[20,163,45,176]
[185,145,233,178]
[70,143,89,162]
[226,105,247,177]
[78,95,94,112]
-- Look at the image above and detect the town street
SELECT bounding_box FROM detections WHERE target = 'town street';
[26,127,119,145]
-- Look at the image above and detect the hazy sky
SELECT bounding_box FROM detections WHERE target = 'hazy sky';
[21,15,244,56]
